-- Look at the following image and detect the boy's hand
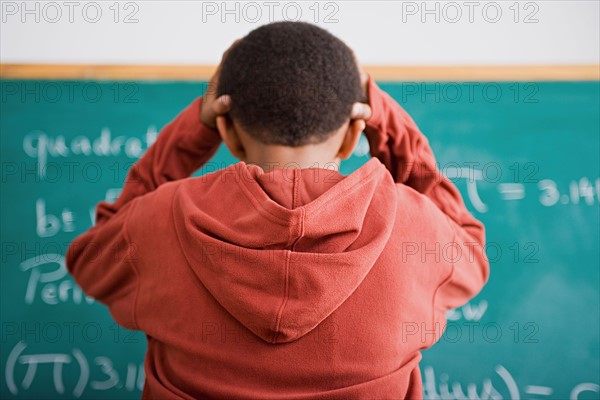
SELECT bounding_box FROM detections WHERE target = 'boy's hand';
[200,40,240,129]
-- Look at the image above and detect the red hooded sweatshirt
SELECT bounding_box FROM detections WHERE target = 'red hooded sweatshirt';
[66,76,489,399]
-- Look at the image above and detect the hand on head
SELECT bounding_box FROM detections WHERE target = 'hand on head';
[200,40,239,129]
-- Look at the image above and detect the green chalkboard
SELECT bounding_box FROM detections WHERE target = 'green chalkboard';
[1,79,599,399]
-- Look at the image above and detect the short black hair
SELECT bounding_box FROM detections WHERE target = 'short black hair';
[217,21,362,147]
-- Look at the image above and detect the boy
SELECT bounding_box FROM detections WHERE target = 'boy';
[67,21,489,399]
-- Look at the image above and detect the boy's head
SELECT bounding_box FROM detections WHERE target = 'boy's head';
[216,21,363,148]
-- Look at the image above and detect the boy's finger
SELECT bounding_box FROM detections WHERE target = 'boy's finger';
[212,95,231,115]
[354,119,366,133]
[351,103,372,120]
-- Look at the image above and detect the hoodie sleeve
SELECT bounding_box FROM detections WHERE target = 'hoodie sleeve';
[66,97,222,329]
[363,76,489,310]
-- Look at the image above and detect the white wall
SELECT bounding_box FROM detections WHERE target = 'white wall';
[1,0,598,65]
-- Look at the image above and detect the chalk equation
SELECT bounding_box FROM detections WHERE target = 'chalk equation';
[443,167,599,213]
[422,364,599,400]
[5,341,599,399]
[4,341,144,398]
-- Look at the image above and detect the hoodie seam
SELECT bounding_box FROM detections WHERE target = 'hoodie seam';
[289,170,300,245]
[293,169,300,209]
[273,207,305,343]
[272,251,291,343]
[291,169,297,209]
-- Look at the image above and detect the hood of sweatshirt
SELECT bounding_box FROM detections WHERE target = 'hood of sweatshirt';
[172,157,397,344]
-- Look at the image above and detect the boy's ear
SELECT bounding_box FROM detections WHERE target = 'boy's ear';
[216,116,246,160]
[336,119,365,160]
